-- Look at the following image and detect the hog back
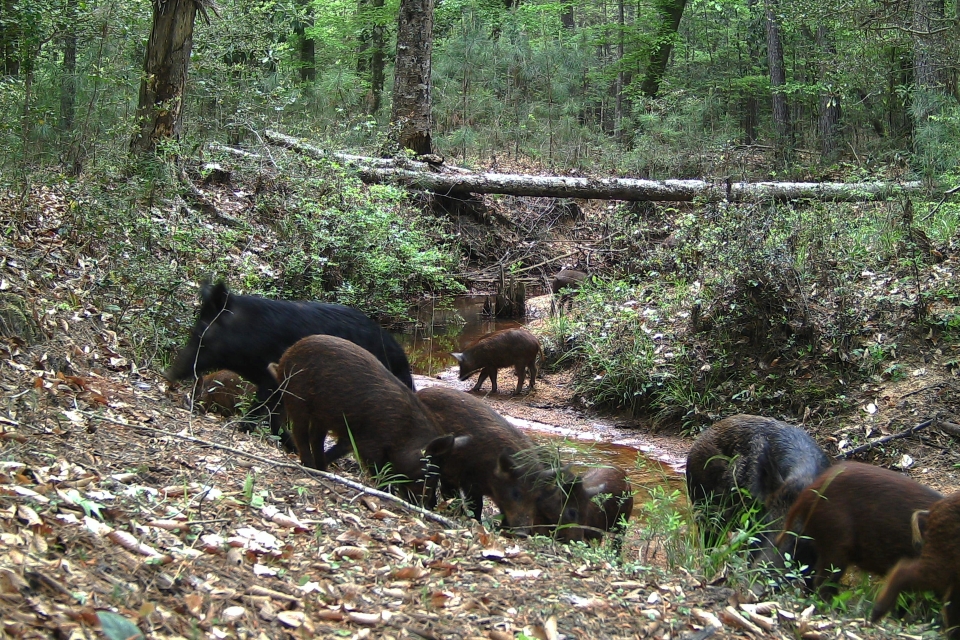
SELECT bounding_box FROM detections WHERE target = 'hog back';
[778,461,942,592]
[686,414,830,525]
[275,335,440,503]
[418,386,547,527]
[544,465,634,543]
[550,269,588,295]
[453,327,541,394]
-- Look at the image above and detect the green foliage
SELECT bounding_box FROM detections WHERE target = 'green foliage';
[553,194,960,423]
[21,148,463,371]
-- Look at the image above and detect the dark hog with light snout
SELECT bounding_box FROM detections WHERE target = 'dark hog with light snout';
[270,335,441,506]
[686,414,831,569]
[535,465,634,543]
[452,328,541,394]
[776,461,943,596]
[165,281,414,445]
[550,269,588,313]
[193,370,255,416]
[418,386,550,531]
[872,491,960,638]
[550,269,588,295]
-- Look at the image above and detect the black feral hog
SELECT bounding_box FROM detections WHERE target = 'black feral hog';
[272,335,441,505]
[777,461,943,595]
[193,370,255,416]
[452,328,541,394]
[418,386,550,530]
[685,414,831,567]
[165,281,414,442]
[872,491,960,637]
[536,465,634,543]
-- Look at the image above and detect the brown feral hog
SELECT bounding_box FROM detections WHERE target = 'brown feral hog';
[872,491,960,637]
[271,335,442,506]
[686,414,831,563]
[536,465,634,543]
[193,370,255,416]
[418,386,551,531]
[452,328,541,394]
[777,461,942,595]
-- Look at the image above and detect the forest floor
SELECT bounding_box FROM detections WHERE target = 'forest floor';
[2,173,960,639]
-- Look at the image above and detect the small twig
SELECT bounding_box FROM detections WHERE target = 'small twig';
[899,383,946,399]
[81,411,462,529]
[936,420,960,438]
[839,418,934,459]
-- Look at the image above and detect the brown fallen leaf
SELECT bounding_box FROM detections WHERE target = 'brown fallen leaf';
[333,546,367,560]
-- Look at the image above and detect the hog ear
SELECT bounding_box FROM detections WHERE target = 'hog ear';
[202,281,231,311]
[425,434,457,458]
[911,509,931,549]
[559,468,583,494]
[451,352,464,364]
[267,362,280,382]
[496,451,520,479]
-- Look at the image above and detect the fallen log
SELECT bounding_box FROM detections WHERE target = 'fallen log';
[264,129,472,173]
[263,130,924,202]
[358,167,922,202]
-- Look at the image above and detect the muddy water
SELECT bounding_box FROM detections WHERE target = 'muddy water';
[390,296,526,377]
[508,417,687,506]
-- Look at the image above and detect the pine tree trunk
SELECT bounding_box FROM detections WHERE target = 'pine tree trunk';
[741,0,761,144]
[614,0,626,142]
[370,0,385,113]
[639,0,688,98]
[560,3,575,28]
[764,0,793,164]
[391,0,434,154]
[130,0,198,154]
[911,0,950,122]
[0,0,19,76]
[59,0,78,132]
[815,26,841,161]
[887,47,914,141]
[297,0,315,83]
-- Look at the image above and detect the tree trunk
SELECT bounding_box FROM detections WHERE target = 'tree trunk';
[59,0,78,133]
[639,0,688,98]
[614,0,625,142]
[369,0,385,113]
[297,0,315,83]
[764,0,793,165]
[560,3,575,29]
[391,0,434,154]
[741,0,761,144]
[0,0,19,76]
[911,0,951,130]
[815,26,841,161]
[130,0,198,155]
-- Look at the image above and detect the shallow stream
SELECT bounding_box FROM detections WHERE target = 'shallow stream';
[396,295,688,505]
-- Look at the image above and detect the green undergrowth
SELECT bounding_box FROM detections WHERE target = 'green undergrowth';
[541,197,960,431]
[2,150,465,371]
